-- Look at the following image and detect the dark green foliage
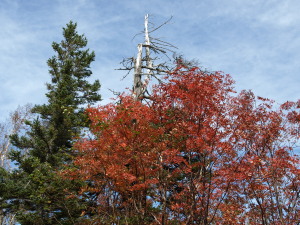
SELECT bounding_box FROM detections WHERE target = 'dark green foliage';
[2,21,101,224]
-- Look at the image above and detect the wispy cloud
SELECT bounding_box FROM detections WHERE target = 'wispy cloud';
[0,0,300,121]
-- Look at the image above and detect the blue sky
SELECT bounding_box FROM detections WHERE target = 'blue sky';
[1,0,300,121]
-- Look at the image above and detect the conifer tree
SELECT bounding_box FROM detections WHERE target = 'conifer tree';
[2,21,101,224]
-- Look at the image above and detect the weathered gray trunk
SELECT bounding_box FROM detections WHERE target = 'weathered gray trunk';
[133,43,143,101]
[143,14,154,90]
[133,14,154,101]
[130,14,173,101]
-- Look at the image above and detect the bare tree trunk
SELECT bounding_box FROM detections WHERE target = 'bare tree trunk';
[130,14,173,102]
[142,14,154,91]
[133,44,143,101]
[133,14,153,101]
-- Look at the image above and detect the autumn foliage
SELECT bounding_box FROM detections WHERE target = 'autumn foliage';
[67,65,300,224]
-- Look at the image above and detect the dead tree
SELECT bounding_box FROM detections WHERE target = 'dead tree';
[0,104,32,225]
[0,104,32,170]
[118,14,176,101]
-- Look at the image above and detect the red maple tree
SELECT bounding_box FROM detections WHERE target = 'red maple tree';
[66,64,300,224]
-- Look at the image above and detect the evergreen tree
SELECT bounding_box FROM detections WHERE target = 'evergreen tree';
[2,21,101,224]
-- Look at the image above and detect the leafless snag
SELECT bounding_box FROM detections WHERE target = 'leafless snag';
[117,14,177,102]
[0,104,32,225]
[0,104,32,170]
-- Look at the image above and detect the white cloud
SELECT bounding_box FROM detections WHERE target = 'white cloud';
[257,0,300,27]
[0,0,300,121]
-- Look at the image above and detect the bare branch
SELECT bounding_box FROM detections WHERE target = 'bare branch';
[108,89,121,97]
[148,16,173,34]
[117,14,177,102]
[150,37,178,49]
[131,31,144,41]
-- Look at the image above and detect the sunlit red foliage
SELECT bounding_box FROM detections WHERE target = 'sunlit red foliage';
[66,64,300,224]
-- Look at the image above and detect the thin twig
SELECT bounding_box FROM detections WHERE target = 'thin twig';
[149,16,173,33]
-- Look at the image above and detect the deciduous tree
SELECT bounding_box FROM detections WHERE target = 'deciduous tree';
[0,104,32,225]
[69,64,299,224]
